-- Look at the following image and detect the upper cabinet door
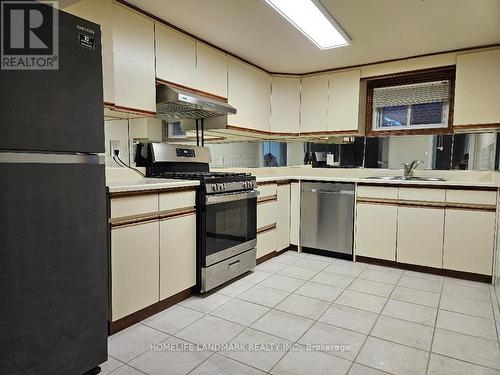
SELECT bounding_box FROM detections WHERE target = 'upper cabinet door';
[196,43,227,98]
[228,59,271,132]
[454,49,500,127]
[271,76,300,134]
[113,4,156,114]
[64,0,115,105]
[328,70,361,132]
[155,23,196,88]
[300,75,328,133]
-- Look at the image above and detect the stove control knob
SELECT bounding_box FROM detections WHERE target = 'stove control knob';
[211,184,217,192]
[220,183,226,191]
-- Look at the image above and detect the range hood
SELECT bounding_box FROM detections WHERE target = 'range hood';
[156,83,236,121]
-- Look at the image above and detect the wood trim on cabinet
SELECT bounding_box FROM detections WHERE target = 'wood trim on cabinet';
[109,186,197,198]
[357,183,498,191]
[453,123,500,131]
[108,3,500,77]
[356,256,492,283]
[257,195,278,204]
[111,207,196,228]
[107,104,157,117]
[156,78,228,101]
[356,197,496,212]
[365,66,456,137]
[256,245,297,265]
[257,223,277,235]
[277,180,292,186]
[109,288,192,335]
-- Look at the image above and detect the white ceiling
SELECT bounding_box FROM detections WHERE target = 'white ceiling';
[126,0,500,74]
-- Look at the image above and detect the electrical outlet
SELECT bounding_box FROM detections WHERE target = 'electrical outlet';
[110,140,121,157]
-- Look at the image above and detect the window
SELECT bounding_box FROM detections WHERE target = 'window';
[372,81,450,131]
[366,67,455,135]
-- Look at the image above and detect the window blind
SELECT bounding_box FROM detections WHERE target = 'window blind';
[373,80,450,108]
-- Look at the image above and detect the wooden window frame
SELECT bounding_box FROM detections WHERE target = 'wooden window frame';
[365,66,456,137]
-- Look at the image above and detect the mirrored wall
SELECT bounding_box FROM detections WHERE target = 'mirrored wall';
[103,118,500,171]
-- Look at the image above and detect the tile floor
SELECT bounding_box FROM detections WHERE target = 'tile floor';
[103,251,500,375]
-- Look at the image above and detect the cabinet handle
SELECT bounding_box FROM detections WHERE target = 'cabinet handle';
[228,260,240,269]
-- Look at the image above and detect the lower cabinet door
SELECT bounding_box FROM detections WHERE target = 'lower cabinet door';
[257,229,277,259]
[443,209,495,275]
[276,184,291,251]
[111,221,160,321]
[355,203,397,261]
[160,214,196,300]
[397,207,444,268]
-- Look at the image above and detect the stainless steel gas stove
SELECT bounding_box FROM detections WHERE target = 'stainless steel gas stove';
[136,142,257,293]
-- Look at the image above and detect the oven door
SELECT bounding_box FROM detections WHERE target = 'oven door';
[204,190,257,266]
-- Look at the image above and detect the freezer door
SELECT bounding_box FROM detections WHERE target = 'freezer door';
[0,156,108,375]
[0,5,104,153]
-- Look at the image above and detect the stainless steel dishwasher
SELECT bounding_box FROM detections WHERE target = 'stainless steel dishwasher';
[300,182,355,256]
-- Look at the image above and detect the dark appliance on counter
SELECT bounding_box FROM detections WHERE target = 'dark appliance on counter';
[0,4,107,375]
[136,142,258,293]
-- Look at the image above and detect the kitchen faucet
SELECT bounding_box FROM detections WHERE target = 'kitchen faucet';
[402,160,423,179]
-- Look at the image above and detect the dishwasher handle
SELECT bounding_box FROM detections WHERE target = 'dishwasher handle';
[307,188,354,195]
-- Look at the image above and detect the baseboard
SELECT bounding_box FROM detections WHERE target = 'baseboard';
[256,245,297,265]
[109,288,192,335]
[356,256,492,284]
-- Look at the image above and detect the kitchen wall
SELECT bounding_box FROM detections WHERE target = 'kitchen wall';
[104,118,162,167]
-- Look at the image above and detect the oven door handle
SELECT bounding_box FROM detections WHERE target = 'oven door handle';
[205,190,259,205]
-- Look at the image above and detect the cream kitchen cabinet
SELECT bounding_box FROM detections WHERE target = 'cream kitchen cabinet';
[271,77,300,133]
[112,3,156,114]
[111,221,160,321]
[160,214,196,300]
[443,209,495,275]
[300,74,328,133]
[227,58,271,131]
[155,23,196,89]
[276,184,291,251]
[328,70,361,132]
[397,207,444,268]
[63,0,115,105]
[196,43,228,98]
[454,48,500,127]
[355,203,397,261]
[257,199,277,229]
[257,229,277,259]
[290,182,300,245]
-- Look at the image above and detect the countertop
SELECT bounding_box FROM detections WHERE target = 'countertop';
[106,167,500,193]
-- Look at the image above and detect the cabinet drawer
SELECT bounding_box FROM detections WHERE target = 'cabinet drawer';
[159,190,196,211]
[446,189,497,205]
[111,194,158,219]
[256,228,276,259]
[399,187,445,203]
[257,200,277,229]
[257,184,277,198]
[357,185,398,200]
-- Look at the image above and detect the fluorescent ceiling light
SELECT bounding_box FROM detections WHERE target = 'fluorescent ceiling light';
[264,0,350,50]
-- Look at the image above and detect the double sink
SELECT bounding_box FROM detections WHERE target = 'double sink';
[366,176,446,182]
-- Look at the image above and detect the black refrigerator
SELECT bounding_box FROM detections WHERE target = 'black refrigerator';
[0,3,108,375]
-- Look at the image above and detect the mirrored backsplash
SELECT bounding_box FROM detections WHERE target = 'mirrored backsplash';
[103,118,500,171]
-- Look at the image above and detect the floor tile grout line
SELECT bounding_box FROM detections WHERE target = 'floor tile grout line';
[346,266,406,374]
[267,259,365,374]
[110,253,498,374]
[425,273,443,374]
